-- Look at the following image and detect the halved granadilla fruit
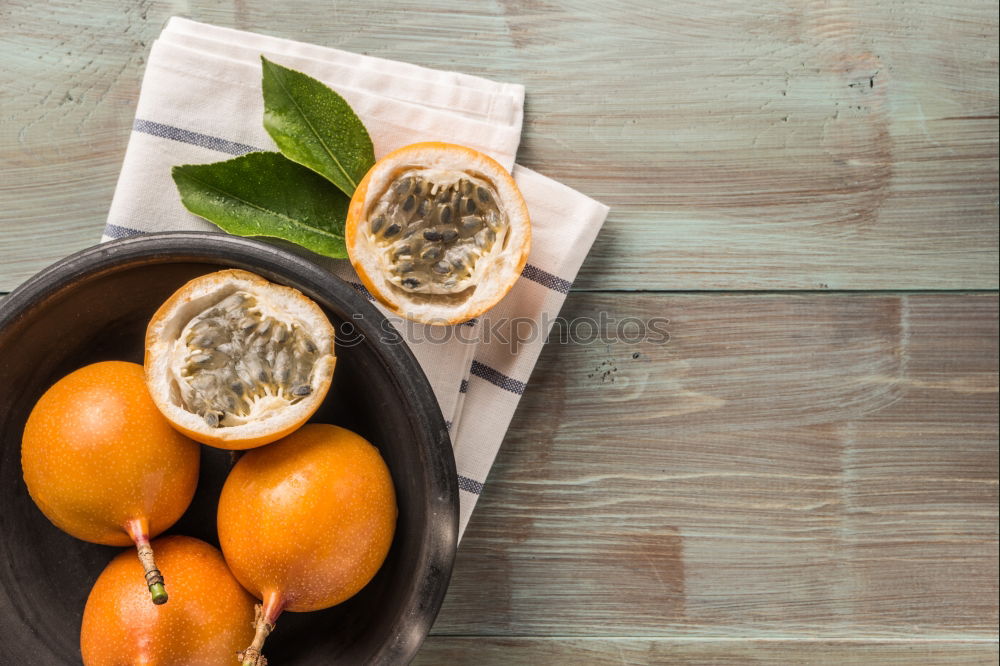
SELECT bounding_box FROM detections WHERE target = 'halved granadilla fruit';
[144,269,335,450]
[346,142,530,325]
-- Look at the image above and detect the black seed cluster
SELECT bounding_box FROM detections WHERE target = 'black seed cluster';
[180,292,319,427]
[368,170,507,293]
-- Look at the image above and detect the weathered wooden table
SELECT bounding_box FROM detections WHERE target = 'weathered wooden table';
[2,1,997,663]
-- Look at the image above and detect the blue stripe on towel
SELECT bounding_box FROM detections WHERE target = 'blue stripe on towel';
[521,263,572,294]
[348,282,376,302]
[103,223,145,240]
[129,119,576,296]
[457,475,484,495]
[470,360,525,395]
[133,119,261,156]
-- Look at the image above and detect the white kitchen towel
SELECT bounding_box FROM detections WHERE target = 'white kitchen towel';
[102,17,608,539]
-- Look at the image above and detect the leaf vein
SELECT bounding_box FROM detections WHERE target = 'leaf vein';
[176,169,343,242]
[267,60,358,193]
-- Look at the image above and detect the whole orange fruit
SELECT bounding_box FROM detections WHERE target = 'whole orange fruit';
[21,361,200,604]
[80,535,256,665]
[217,423,397,665]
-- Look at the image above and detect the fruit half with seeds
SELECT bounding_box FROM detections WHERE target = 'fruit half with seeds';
[346,142,530,325]
[145,269,336,450]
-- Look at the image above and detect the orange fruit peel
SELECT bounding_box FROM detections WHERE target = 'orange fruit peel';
[81,536,256,665]
[217,423,398,665]
[21,360,200,604]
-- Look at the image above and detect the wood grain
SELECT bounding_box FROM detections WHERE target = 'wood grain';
[437,293,998,638]
[1,0,998,662]
[416,639,999,665]
[1,0,997,291]
[0,291,995,659]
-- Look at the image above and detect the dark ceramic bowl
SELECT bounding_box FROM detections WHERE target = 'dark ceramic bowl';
[0,233,457,665]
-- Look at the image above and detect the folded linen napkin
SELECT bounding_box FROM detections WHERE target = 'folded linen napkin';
[103,17,608,539]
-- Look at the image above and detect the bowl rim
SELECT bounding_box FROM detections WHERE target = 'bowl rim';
[0,231,458,665]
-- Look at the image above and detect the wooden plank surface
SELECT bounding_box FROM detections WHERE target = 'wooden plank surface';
[438,293,999,640]
[0,291,995,660]
[0,0,997,292]
[416,639,999,665]
[1,0,998,663]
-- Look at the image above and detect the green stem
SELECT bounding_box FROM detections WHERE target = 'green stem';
[148,582,168,605]
[126,518,167,605]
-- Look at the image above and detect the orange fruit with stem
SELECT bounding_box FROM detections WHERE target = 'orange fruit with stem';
[21,361,200,605]
[217,423,397,665]
[80,535,256,665]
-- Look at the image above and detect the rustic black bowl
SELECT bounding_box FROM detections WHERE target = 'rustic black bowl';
[0,233,457,665]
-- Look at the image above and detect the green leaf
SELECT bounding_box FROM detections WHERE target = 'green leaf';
[261,56,375,196]
[172,152,350,258]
